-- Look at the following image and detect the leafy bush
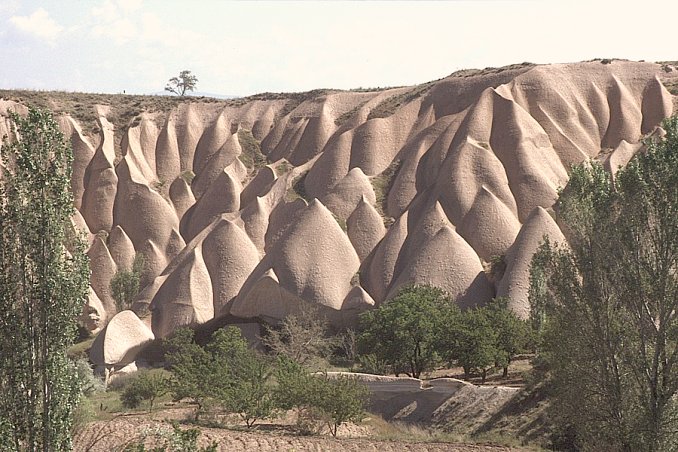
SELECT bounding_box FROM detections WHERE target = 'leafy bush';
[209,327,275,428]
[74,358,105,396]
[165,326,276,428]
[355,353,389,376]
[273,358,367,436]
[273,357,324,434]
[110,255,145,312]
[120,370,168,412]
[313,375,368,437]
[163,328,212,417]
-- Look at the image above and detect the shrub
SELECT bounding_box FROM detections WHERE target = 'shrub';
[120,370,168,412]
[273,357,322,434]
[355,353,389,376]
[110,255,145,312]
[74,358,105,396]
[163,328,213,419]
[273,359,367,436]
[313,375,368,437]
[165,326,276,427]
[262,304,338,369]
[209,327,275,428]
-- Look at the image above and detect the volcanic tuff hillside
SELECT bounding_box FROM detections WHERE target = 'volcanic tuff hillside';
[1,60,676,373]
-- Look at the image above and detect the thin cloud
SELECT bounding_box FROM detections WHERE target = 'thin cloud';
[89,0,139,44]
[91,17,136,44]
[0,0,20,16]
[9,8,64,43]
[117,0,143,14]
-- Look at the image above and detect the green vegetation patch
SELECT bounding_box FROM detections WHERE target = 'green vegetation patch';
[448,62,535,79]
[237,129,267,171]
[286,171,312,203]
[663,79,678,96]
[180,169,196,184]
[370,159,402,221]
[367,83,434,120]
[275,160,293,175]
[226,89,340,120]
[334,100,369,126]
[0,89,222,132]
[67,337,95,359]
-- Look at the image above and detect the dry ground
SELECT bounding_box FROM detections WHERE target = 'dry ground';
[73,359,544,451]
[74,409,531,452]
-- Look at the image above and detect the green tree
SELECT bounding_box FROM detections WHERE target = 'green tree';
[529,117,678,451]
[485,298,531,378]
[164,70,198,96]
[273,359,367,436]
[442,306,498,382]
[110,255,144,312]
[313,375,368,437]
[0,108,90,450]
[165,326,275,428]
[120,371,168,413]
[209,327,274,428]
[358,285,452,378]
[163,328,212,419]
[221,356,274,428]
[272,357,322,433]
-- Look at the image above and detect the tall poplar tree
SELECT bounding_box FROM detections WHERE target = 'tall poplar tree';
[0,108,90,451]
[530,117,678,451]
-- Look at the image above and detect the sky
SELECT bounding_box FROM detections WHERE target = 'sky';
[0,0,677,97]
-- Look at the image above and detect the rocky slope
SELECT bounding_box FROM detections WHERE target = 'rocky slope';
[1,60,676,372]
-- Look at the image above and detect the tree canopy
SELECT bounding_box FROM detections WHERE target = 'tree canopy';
[110,254,144,312]
[165,70,198,96]
[358,285,452,378]
[530,117,678,451]
[0,108,90,450]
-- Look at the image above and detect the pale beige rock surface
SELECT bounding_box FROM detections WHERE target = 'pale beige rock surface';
[2,60,674,350]
[89,310,154,367]
[347,196,386,262]
[149,245,213,338]
[496,206,567,318]
[87,236,118,319]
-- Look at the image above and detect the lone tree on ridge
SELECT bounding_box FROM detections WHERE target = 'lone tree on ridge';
[165,70,198,96]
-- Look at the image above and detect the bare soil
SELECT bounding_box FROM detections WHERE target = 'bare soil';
[73,407,530,452]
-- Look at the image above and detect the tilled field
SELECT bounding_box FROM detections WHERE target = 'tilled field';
[74,414,526,452]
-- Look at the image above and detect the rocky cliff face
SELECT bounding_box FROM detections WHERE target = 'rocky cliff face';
[1,60,675,371]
